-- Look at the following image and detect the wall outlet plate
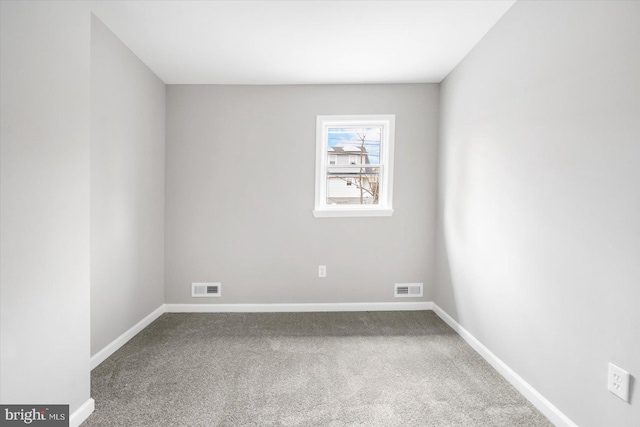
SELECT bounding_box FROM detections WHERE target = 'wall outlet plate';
[608,362,630,402]
[318,265,326,278]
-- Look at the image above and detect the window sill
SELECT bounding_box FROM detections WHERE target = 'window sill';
[312,208,394,218]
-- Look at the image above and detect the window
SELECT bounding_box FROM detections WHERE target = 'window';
[314,115,395,217]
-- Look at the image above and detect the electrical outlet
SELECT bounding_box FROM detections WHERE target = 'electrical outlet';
[318,265,326,278]
[608,362,630,402]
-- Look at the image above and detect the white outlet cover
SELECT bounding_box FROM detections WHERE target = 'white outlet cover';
[608,362,630,402]
[318,265,326,278]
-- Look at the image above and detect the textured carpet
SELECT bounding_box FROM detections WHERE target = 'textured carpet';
[83,311,552,426]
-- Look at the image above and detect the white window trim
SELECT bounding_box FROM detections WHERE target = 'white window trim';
[313,114,395,218]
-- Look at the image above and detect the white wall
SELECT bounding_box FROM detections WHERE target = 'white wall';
[0,0,92,414]
[165,84,438,304]
[90,16,166,355]
[436,1,640,426]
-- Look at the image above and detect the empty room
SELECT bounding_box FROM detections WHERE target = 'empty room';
[1,1,638,426]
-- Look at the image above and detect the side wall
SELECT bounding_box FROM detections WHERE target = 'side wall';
[436,1,640,426]
[0,1,92,414]
[165,84,438,304]
[90,16,166,355]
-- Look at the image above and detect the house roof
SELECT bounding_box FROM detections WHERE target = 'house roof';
[328,146,367,154]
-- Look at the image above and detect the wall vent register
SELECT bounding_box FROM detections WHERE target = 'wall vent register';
[394,283,423,298]
[192,282,221,297]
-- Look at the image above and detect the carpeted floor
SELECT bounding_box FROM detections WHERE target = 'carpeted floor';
[83,311,552,426]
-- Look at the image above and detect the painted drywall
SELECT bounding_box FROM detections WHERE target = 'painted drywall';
[436,1,640,426]
[166,84,438,304]
[0,0,92,413]
[90,16,166,356]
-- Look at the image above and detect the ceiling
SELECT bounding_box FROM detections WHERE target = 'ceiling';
[90,0,516,85]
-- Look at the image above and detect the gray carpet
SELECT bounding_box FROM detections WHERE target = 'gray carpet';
[83,311,552,426]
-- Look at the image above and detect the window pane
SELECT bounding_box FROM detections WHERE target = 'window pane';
[326,168,381,205]
[327,126,381,166]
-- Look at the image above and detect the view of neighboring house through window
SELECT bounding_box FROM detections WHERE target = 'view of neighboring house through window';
[326,128,380,205]
[314,115,395,217]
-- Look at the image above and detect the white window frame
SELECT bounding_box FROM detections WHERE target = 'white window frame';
[313,114,395,218]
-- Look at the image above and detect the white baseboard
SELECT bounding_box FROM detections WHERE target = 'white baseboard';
[69,398,94,427]
[431,303,577,427]
[164,301,433,313]
[90,305,165,370]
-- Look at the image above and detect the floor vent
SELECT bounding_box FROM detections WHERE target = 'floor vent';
[394,283,423,298]
[192,283,221,297]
